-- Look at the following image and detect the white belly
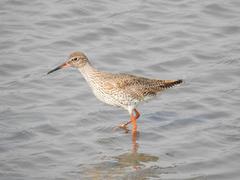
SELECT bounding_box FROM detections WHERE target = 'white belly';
[92,87,119,106]
[80,70,138,110]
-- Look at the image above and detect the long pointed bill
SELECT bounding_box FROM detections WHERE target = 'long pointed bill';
[47,62,70,75]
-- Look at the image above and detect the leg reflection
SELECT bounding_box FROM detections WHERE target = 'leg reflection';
[131,130,140,170]
[132,130,139,154]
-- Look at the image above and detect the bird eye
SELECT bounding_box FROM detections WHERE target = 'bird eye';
[72,58,77,61]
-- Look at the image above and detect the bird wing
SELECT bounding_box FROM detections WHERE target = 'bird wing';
[103,73,182,100]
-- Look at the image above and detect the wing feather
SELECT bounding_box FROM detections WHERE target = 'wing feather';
[102,73,182,100]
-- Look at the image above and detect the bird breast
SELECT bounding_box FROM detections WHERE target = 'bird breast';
[90,81,128,108]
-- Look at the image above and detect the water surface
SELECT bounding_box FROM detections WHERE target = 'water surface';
[1,0,240,179]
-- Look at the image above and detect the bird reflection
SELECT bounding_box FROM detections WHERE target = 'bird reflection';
[81,131,159,179]
[115,131,158,170]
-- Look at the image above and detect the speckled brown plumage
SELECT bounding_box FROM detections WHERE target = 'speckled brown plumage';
[47,51,183,132]
[91,72,182,101]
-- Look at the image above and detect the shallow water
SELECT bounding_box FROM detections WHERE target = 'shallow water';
[1,0,240,179]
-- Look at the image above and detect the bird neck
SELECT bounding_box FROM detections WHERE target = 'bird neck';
[78,62,99,81]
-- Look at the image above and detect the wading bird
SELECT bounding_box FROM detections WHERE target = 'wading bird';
[47,52,182,132]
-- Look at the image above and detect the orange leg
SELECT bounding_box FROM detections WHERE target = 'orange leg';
[124,109,140,126]
[131,112,137,132]
[134,109,140,119]
[118,109,140,132]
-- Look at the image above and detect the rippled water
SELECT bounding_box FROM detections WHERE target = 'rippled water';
[1,0,240,179]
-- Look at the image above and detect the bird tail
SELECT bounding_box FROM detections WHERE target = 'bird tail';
[160,79,183,89]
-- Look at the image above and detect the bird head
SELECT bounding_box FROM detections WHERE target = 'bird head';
[47,51,89,74]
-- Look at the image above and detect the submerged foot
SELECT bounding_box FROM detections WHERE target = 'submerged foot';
[118,123,130,133]
[113,123,130,133]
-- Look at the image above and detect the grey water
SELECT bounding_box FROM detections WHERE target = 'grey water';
[1,0,240,179]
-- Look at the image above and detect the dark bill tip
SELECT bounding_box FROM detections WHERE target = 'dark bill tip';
[47,66,62,75]
[47,63,70,75]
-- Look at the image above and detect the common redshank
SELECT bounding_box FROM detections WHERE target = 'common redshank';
[47,51,182,132]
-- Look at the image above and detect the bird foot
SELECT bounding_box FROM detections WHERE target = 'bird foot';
[113,123,130,133]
